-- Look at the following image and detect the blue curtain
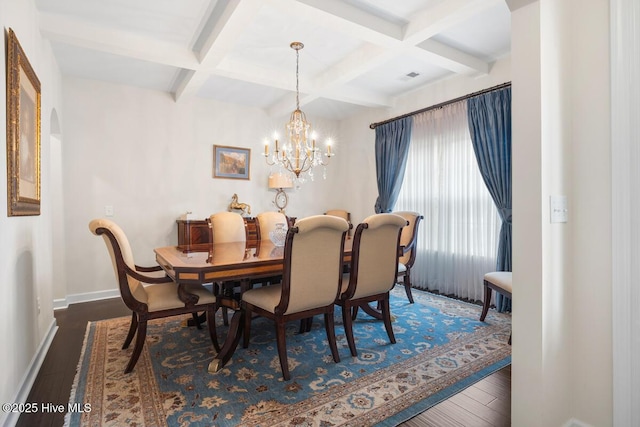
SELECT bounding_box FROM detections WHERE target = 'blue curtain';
[374,117,413,213]
[467,87,512,312]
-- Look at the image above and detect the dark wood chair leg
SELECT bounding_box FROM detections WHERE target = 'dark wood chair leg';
[403,273,414,303]
[342,303,358,357]
[381,297,396,344]
[125,319,147,373]
[324,311,340,363]
[275,322,290,380]
[123,312,137,349]
[480,282,492,321]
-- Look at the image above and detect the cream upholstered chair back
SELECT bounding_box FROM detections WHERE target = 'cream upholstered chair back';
[89,218,148,305]
[395,211,422,266]
[348,213,407,299]
[209,211,246,243]
[281,215,349,314]
[255,211,288,241]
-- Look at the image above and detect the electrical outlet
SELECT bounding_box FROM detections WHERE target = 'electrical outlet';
[37,297,41,314]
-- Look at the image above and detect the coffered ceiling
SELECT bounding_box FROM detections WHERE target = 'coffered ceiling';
[35,0,511,120]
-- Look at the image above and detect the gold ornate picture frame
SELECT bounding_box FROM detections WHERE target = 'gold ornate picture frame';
[6,28,41,216]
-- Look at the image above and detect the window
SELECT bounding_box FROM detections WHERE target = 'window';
[394,101,500,301]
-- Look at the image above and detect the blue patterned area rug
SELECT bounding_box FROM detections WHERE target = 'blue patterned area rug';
[65,288,511,427]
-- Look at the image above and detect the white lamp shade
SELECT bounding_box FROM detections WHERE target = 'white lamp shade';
[268,172,293,189]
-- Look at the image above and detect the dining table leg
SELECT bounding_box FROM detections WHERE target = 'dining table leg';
[359,302,384,320]
[208,307,245,373]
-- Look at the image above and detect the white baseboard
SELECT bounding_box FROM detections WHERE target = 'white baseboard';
[1,319,58,427]
[53,284,214,310]
[53,288,120,310]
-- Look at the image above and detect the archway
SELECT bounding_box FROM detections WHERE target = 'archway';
[49,108,67,306]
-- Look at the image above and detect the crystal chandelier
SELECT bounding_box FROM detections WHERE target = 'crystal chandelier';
[263,42,334,183]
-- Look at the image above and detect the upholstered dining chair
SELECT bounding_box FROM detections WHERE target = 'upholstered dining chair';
[255,211,289,286]
[209,211,247,243]
[325,209,352,237]
[394,211,424,303]
[336,213,407,357]
[241,215,349,380]
[255,211,288,242]
[89,218,220,374]
[208,211,248,324]
[480,271,512,344]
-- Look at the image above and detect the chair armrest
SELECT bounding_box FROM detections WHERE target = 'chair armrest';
[401,239,417,255]
[124,264,173,284]
[135,264,164,273]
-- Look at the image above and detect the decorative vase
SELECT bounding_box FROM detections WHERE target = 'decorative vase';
[269,223,287,247]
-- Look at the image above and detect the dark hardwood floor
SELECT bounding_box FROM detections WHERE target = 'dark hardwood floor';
[17,298,510,427]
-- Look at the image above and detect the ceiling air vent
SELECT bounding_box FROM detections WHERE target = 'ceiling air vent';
[399,71,420,81]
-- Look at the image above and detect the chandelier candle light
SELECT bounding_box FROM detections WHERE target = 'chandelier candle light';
[263,42,334,182]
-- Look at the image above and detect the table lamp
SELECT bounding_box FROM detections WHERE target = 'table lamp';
[268,172,293,213]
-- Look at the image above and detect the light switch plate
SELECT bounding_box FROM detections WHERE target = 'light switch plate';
[550,195,567,223]
[105,205,114,217]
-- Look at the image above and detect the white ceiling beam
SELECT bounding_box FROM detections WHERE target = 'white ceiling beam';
[317,85,394,109]
[266,83,392,118]
[213,57,294,91]
[416,40,490,74]
[313,44,392,87]
[174,0,262,101]
[290,0,403,45]
[403,0,504,44]
[38,12,198,70]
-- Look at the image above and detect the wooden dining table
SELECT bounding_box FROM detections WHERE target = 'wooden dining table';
[154,238,352,373]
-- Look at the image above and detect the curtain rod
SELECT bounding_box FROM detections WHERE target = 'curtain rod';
[369,81,511,129]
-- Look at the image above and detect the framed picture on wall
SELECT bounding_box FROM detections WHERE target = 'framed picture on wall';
[213,145,251,180]
[6,28,41,216]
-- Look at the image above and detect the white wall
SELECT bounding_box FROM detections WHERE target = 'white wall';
[510,3,546,423]
[60,78,343,301]
[568,2,612,425]
[512,0,612,426]
[0,0,63,422]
